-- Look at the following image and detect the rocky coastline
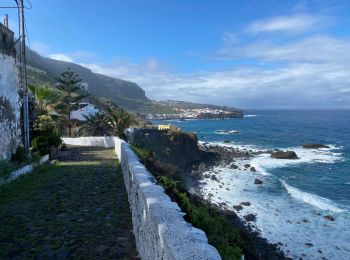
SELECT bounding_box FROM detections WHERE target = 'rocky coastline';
[131,129,331,259]
[186,142,332,260]
[184,143,290,259]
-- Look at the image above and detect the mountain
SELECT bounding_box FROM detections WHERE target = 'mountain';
[23,48,242,117]
[24,48,174,115]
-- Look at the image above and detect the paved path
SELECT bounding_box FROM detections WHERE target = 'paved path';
[0,146,139,259]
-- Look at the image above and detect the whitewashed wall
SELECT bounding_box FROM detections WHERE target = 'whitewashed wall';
[62,136,221,260]
[0,54,21,161]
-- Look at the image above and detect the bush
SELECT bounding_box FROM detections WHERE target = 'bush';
[12,146,26,162]
[157,175,242,260]
[32,134,62,155]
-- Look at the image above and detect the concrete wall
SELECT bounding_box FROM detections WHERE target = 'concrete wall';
[62,136,221,260]
[0,54,21,161]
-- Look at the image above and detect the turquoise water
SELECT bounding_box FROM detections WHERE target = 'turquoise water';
[152,110,350,259]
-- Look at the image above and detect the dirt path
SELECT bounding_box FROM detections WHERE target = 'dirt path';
[0,146,139,259]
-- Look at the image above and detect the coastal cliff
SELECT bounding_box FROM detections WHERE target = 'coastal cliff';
[131,128,289,260]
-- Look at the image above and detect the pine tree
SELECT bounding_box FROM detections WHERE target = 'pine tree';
[56,68,88,137]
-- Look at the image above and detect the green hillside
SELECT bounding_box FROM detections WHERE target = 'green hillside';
[24,48,174,115]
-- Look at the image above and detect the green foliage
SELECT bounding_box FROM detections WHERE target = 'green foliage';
[79,108,133,139]
[12,146,26,162]
[156,175,242,260]
[0,161,16,179]
[32,115,62,155]
[131,145,152,162]
[28,84,60,116]
[106,107,132,139]
[0,151,41,179]
[79,112,110,136]
[33,115,59,135]
[32,135,62,155]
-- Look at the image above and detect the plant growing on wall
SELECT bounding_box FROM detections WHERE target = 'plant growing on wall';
[55,69,88,137]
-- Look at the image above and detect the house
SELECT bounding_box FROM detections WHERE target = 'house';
[70,103,99,121]
[0,15,15,57]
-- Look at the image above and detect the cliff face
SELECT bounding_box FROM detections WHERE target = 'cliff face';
[0,54,21,160]
[133,129,206,170]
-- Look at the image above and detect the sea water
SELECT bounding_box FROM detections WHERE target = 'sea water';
[153,110,350,260]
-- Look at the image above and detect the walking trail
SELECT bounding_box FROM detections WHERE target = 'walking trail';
[0,146,139,259]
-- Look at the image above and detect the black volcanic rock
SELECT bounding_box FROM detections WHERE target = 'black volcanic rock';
[254,179,263,185]
[271,151,298,159]
[243,213,256,222]
[303,144,330,149]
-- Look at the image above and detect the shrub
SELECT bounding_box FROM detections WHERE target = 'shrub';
[12,146,26,162]
[32,134,62,155]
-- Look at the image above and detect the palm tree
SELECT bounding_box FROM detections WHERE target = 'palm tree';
[78,108,132,139]
[28,84,59,116]
[106,108,132,139]
[79,112,111,136]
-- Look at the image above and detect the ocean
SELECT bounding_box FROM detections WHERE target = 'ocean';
[153,110,350,260]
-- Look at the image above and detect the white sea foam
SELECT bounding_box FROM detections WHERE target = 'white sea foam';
[200,164,350,260]
[244,114,258,118]
[199,141,349,259]
[215,129,240,135]
[281,180,345,212]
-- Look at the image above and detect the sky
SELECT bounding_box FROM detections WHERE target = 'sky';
[2,0,350,109]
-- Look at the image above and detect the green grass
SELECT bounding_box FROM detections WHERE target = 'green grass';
[0,152,41,179]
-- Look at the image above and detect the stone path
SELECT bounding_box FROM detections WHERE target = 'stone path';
[0,146,139,259]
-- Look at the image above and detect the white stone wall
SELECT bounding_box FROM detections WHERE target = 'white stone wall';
[0,154,49,186]
[0,54,21,161]
[61,136,115,148]
[63,136,221,260]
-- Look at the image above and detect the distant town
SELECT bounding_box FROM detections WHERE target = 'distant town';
[146,107,244,120]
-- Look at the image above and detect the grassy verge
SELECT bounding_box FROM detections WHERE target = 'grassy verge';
[131,145,243,260]
[0,152,41,179]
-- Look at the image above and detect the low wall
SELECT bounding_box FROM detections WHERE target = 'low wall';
[0,154,49,186]
[63,136,221,260]
[61,136,115,148]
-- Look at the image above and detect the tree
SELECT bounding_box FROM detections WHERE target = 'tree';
[78,108,133,139]
[79,112,111,136]
[55,69,87,137]
[106,108,132,139]
[28,84,60,116]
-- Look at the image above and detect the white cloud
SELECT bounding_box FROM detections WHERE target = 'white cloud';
[218,35,350,63]
[48,54,74,63]
[38,13,349,109]
[31,41,51,55]
[246,14,322,33]
[80,55,350,108]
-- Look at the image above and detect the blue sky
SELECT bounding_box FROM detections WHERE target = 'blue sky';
[2,0,350,108]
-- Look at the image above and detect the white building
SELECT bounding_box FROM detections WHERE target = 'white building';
[70,103,99,121]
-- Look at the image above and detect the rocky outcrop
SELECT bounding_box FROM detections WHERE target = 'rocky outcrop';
[324,215,334,221]
[254,179,263,185]
[303,144,330,149]
[196,111,243,119]
[133,129,210,169]
[271,151,298,159]
[243,214,256,222]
